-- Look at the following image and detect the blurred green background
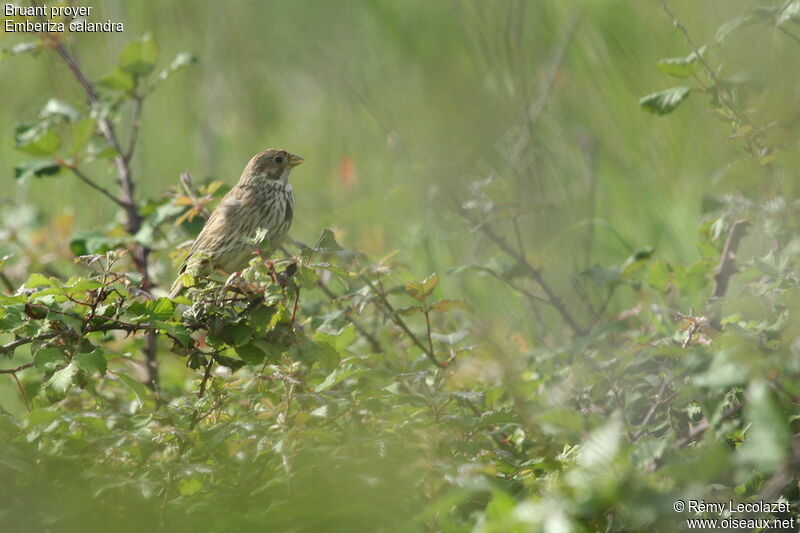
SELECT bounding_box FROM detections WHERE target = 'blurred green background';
[2,0,793,332]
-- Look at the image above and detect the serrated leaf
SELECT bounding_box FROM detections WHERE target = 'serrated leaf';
[24,273,53,288]
[77,350,107,375]
[405,273,439,300]
[178,272,196,289]
[129,297,175,322]
[44,360,78,395]
[119,34,159,76]
[639,87,691,116]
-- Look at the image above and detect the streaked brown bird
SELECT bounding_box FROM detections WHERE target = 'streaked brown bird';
[169,148,303,298]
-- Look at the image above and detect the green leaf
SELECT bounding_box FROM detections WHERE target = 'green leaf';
[77,350,107,375]
[656,46,706,78]
[44,360,78,395]
[14,160,62,181]
[579,413,623,468]
[69,231,123,256]
[24,273,54,288]
[646,260,671,292]
[98,67,136,93]
[235,343,266,365]
[213,353,246,371]
[119,34,159,76]
[314,229,343,251]
[314,324,357,352]
[15,123,61,156]
[71,118,95,155]
[739,380,790,472]
[178,477,203,496]
[620,248,654,279]
[34,347,67,372]
[129,297,175,322]
[114,371,148,407]
[178,272,196,289]
[639,87,691,116]
[405,273,439,300]
[40,98,79,122]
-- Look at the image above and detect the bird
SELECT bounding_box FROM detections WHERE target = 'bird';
[169,148,304,298]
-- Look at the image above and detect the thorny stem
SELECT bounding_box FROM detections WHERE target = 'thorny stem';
[38,21,158,387]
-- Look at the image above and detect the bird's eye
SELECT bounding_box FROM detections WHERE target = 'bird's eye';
[274,156,284,164]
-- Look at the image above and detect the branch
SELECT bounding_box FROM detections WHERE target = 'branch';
[360,275,445,368]
[56,159,129,208]
[125,94,144,162]
[457,207,585,335]
[778,24,800,46]
[0,362,35,374]
[197,357,213,398]
[630,377,676,442]
[711,219,750,299]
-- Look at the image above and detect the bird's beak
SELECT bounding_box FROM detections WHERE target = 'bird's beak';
[289,154,305,167]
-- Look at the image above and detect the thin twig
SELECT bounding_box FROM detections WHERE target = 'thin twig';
[57,160,128,208]
[125,94,144,162]
[197,357,213,398]
[0,362,35,374]
[777,24,800,45]
[458,207,584,335]
[361,275,445,368]
[11,372,31,411]
[630,377,675,442]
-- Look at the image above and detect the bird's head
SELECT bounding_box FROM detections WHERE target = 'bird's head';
[241,148,304,184]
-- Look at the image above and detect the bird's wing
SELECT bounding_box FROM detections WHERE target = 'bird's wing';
[180,190,243,271]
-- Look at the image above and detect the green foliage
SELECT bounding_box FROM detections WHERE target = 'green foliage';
[4,2,800,532]
[639,86,691,115]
